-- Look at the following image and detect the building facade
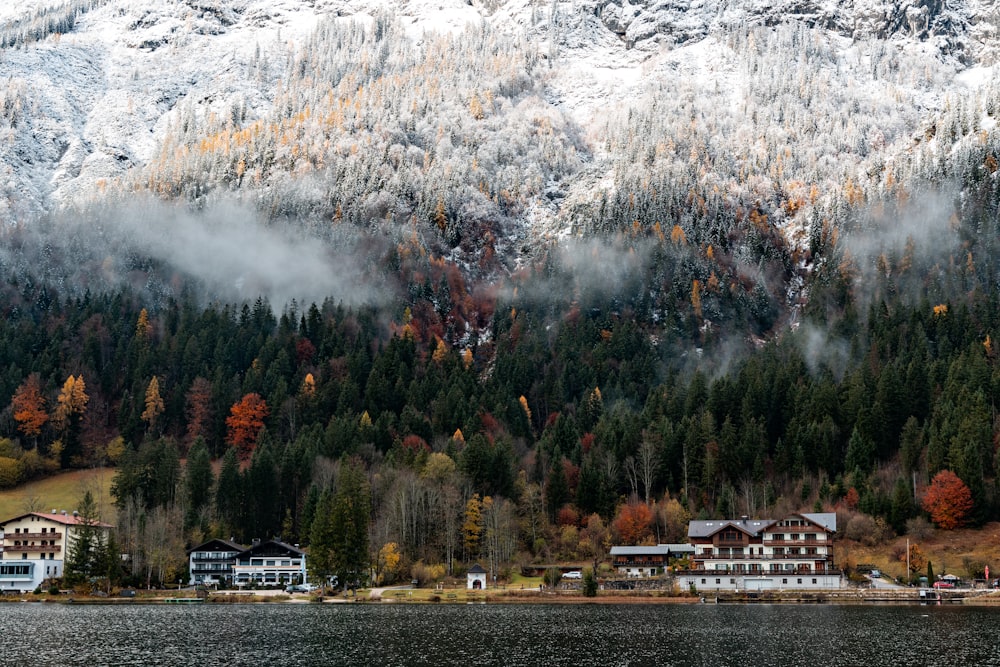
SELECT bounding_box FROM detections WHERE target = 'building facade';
[675,513,842,591]
[187,538,246,586]
[609,544,696,577]
[189,539,308,587]
[467,563,487,589]
[232,540,306,587]
[0,510,113,592]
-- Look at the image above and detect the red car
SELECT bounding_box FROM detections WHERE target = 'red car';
[932,581,955,589]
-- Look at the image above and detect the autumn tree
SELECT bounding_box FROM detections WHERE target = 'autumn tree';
[54,374,89,467]
[463,493,484,561]
[185,377,213,446]
[372,542,401,585]
[922,470,974,530]
[11,373,48,447]
[141,376,165,432]
[226,393,269,461]
[613,500,653,545]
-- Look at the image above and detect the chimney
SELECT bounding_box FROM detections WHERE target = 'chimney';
[61,511,67,516]
[740,515,749,524]
[51,509,57,514]
[73,511,79,518]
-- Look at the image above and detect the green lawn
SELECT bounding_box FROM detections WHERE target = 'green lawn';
[0,468,116,524]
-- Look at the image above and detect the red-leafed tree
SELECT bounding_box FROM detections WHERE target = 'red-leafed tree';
[613,500,653,545]
[226,393,269,460]
[12,373,48,446]
[186,377,213,443]
[922,470,974,530]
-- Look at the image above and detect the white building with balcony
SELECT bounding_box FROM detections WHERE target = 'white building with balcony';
[0,510,113,592]
[676,513,842,591]
[232,540,306,587]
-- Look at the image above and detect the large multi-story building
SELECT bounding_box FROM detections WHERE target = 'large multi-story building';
[675,512,842,591]
[188,538,307,587]
[0,510,113,592]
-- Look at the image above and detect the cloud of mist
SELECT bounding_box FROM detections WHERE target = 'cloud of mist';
[0,197,388,309]
[505,237,653,309]
[842,187,961,296]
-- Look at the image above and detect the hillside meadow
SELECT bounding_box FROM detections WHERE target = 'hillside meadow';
[0,468,115,524]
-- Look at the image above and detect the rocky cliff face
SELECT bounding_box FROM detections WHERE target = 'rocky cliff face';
[591,0,999,62]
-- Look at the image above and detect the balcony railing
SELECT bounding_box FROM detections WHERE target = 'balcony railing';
[715,539,746,547]
[763,538,826,546]
[695,553,830,561]
[4,532,61,541]
[680,567,842,576]
[3,545,56,553]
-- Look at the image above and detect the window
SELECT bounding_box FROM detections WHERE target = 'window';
[730,578,735,584]
[715,579,721,584]
[701,579,706,585]
[812,579,817,584]
[782,578,787,584]
[797,578,802,584]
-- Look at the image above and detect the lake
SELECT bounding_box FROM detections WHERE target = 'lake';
[1,602,997,666]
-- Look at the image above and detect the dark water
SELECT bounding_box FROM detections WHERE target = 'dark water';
[0,602,997,666]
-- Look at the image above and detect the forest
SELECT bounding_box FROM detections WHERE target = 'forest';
[1,8,1000,588]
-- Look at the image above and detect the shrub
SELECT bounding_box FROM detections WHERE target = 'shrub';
[582,568,598,597]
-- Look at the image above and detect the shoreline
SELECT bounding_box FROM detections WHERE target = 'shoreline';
[4,588,996,606]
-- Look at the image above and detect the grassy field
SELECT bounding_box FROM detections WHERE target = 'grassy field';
[0,468,116,524]
[838,522,1000,582]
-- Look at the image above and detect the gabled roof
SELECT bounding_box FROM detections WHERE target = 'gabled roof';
[0,511,113,529]
[688,519,772,539]
[188,538,246,555]
[238,539,305,558]
[610,544,695,556]
[798,512,837,532]
[468,563,487,574]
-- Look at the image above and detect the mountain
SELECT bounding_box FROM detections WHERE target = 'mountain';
[0,0,998,323]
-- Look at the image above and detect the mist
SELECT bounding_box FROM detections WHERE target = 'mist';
[0,197,388,310]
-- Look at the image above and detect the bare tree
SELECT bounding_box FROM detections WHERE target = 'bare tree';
[638,439,656,505]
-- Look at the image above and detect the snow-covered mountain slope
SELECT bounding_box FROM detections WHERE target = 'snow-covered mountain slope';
[1,0,998,307]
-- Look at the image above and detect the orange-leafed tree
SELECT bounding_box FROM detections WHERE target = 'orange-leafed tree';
[226,393,269,460]
[12,373,48,446]
[54,374,88,467]
[141,376,164,430]
[186,377,213,443]
[613,500,653,545]
[922,470,974,530]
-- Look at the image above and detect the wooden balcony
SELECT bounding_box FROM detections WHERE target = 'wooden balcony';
[763,538,826,546]
[4,532,61,541]
[4,545,55,553]
[695,552,830,561]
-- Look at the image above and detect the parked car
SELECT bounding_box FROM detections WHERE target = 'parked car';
[932,580,955,589]
[563,571,583,580]
[870,569,881,579]
[286,583,319,593]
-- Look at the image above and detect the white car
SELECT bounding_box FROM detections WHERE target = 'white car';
[563,571,583,579]
[285,583,319,593]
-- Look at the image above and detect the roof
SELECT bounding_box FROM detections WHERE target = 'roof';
[688,519,772,539]
[188,538,246,554]
[0,511,113,529]
[467,563,487,574]
[239,539,305,558]
[610,544,695,556]
[688,513,837,538]
[798,512,837,532]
